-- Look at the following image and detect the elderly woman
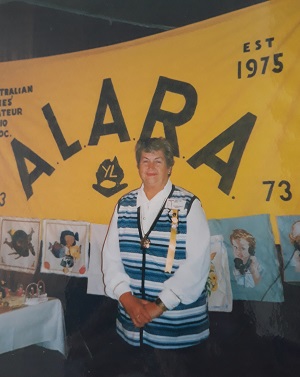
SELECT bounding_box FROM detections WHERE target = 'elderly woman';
[102,137,211,354]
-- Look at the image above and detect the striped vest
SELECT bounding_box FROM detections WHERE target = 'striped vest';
[116,185,209,349]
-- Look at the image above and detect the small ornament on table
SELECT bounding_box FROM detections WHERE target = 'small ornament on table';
[37,280,48,302]
[25,283,39,305]
[16,283,24,297]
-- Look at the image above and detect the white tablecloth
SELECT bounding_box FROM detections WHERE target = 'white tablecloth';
[0,298,67,357]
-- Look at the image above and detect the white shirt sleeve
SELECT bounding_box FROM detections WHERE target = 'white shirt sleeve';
[102,205,132,300]
[159,198,211,309]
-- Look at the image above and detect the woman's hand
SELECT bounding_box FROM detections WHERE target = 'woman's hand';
[119,292,153,328]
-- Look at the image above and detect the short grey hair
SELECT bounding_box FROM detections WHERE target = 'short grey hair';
[135,137,174,168]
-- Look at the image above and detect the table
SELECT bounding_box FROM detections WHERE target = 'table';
[0,298,67,357]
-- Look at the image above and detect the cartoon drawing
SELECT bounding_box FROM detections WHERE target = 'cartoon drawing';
[49,241,67,258]
[49,230,81,273]
[288,220,300,272]
[229,229,262,288]
[4,228,35,259]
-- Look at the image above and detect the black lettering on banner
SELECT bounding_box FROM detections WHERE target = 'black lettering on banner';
[0,192,6,206]
[263,180,275,201]
[187,112,257,195]
[0,130,10,137]
[239,37,282,79]
[237,53,283,79]
[255,40,262,50]
[11,138,55,200]
[42,103,82,160]
[272,53,284,73]
[243,38,275,53]
[140,76,197,157]
[263,180,292,201]
[279,180,292,201]
[88,78,130,145]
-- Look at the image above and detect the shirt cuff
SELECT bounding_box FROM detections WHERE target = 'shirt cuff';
[114,281,132,300]
[159,289,181,310]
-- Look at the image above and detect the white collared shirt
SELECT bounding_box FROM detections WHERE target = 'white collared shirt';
[138,180,172,235]
[102,180,211,309]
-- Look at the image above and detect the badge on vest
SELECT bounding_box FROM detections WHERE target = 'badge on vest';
[165,199,186,211]
[141,236,151,249]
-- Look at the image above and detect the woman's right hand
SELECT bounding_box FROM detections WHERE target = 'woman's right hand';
[119,292,153,327]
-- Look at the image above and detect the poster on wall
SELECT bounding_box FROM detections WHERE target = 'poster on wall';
[41,219,89,277]
[0,217,41,274]
[277,215,300,283]
[208,214,284,302]
[207,235,233,312]
[0,0,299,254]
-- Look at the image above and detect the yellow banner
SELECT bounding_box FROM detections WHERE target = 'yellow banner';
[0,0,299,241]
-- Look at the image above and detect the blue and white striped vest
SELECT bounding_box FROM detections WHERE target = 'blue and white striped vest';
[116,185,209,349]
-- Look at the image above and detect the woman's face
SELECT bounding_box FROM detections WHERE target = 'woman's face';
[138,149,170,194]
[232,238,250,263]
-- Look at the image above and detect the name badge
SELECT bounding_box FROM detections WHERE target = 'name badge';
[165,199,185,211]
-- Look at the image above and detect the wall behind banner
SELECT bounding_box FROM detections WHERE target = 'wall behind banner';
[0,0,268,62]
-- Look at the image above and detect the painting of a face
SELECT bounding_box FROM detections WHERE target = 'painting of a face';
[232,238,250,263]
